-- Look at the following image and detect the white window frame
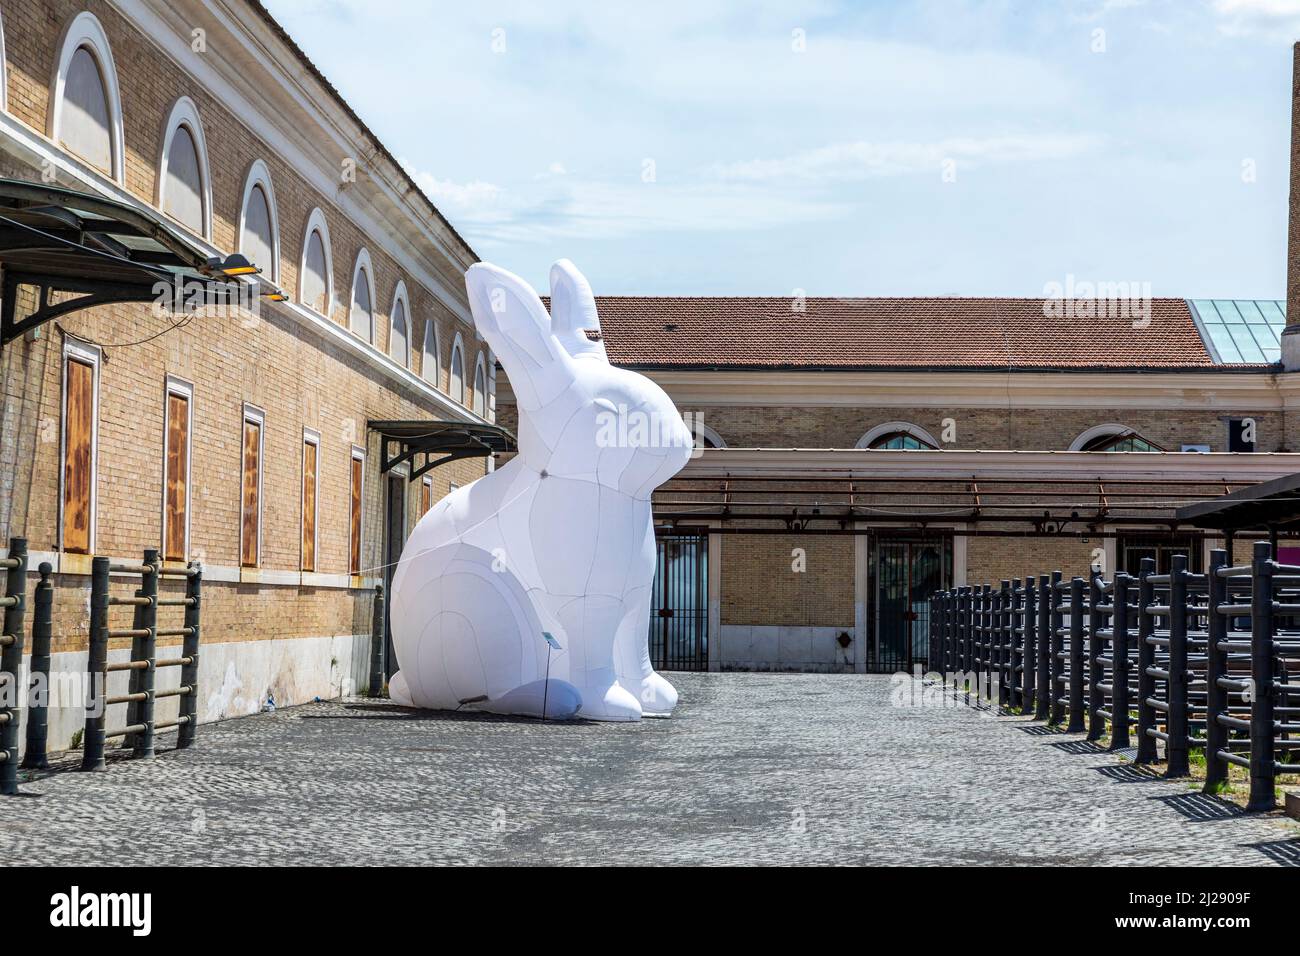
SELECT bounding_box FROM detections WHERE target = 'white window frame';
[58,339,102,555]
[450,333,466,405]
[48,11,125,183]
[472,352,487,416]
[156,96,213,241]
[350,444,366,578]
[301,427,321,573]
[1069,423,1147,452]
[238,159,281,284]
[298,207,334,316]
[0,9,8,114]
[389,280,411,368]
[240,403,266,569]
[161,376,195,562]
[349,248,377,345]
[421,315,441,388]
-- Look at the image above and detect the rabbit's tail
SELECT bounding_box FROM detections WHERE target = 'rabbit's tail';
[388,670,413,707]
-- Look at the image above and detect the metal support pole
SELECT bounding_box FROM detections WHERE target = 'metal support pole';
[1203,549,1228,792]
[21,562,53,770]
[1247,540,1275,811]
[0,537,28,794]
[131,549,160,759]
[1110,573,1132,751]
[959,587,970,697]
[1049,571,1064,724]
[999,580,1011,707]
[1067,576,1086,733]
[1023,577,1037,713]
[1135,557,1158,764]
[1009,579,1023,710]
[1088,573,1104,741]
[1166,553,1190,777]
[1036,575,1051,721]
[177,562,202,749]
[369,584,386,698]
[82,556,110,772]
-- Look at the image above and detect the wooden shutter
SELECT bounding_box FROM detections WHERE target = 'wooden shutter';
[420,480,431,517]
[301,440,317,572]
[62,358,94,554]
[163,392,190,562]
[241,419,261,567]
[349,455,362,575]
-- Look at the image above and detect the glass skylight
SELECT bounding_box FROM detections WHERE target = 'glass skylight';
[1188,299,1284,364]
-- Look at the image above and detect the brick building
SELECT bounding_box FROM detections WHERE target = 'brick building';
[0,0,500,751]
[499,292,1300,674]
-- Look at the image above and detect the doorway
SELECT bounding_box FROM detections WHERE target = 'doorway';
[648,532,709,671]
[871,535,952,672]
[383,472,406,678]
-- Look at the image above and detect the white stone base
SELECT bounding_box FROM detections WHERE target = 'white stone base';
[12,632,374,760]
[717,624,855,672]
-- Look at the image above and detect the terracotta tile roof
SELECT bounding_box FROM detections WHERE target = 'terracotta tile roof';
[571,296,1245,371]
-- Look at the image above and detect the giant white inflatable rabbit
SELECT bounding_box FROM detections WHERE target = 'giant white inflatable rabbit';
[387,259,694,721]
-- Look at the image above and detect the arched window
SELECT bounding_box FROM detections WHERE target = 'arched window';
[239,160,280,283]
[349,250,376,344]
[692,422,726,449]
[157,98,211,239]
[856,422,939,450]
[390,283,410,367]
[298,208,333,316]
[421,318,440,388]
[450,335,466,405]
[50,13,124,180]
[472,353,487,416]
[1070,424,1164,453]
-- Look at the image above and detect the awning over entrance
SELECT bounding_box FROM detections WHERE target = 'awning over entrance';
[370,420,517,478]
[0,178,279,345]
[1176,471,1300,533]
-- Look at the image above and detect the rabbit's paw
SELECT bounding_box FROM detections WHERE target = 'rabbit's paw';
[578,681,643,722]
[628,671,679,718]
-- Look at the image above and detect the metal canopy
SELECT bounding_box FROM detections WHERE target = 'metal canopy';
[0,178,268,345]
[1176,471,1300,531]
[370,420,517,478]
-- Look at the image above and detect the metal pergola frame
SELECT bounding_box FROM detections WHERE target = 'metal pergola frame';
[653,473,1290,539]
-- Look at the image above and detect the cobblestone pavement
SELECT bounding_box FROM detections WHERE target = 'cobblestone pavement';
[3,673,1298,865]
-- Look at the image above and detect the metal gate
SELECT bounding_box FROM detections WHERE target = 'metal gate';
[871,535,951,672]
[649,533,708,671]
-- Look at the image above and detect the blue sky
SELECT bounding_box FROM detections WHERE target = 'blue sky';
[263,0,1299,298]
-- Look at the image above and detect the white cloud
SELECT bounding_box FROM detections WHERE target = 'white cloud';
[712,135,1100,182]
[1211,0,1300,36]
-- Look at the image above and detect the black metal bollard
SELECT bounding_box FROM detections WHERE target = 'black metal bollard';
[1067,577,1086,733]
[1009,579,1023,710]
[21,562,53,770]
[82,556,110,772]
[1036,574,1051,721]
[0,537,29,795]
[1087,573,1105,741]
[1135,557,1158,764]
[177,562,202,749]
[1023,577,1037,713]
[1247,541,1276,811]
[1049,571,1064,724]
[1110,572,1132,751]
[1166,554,1190,778]
[958,586,971,697]
[999,580,1011,707]
[369,584,386,698]
[1203,549,1228,792]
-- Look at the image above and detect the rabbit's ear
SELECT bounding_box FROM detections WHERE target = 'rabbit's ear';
[465,262,572,409]
[548,259,608,361]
